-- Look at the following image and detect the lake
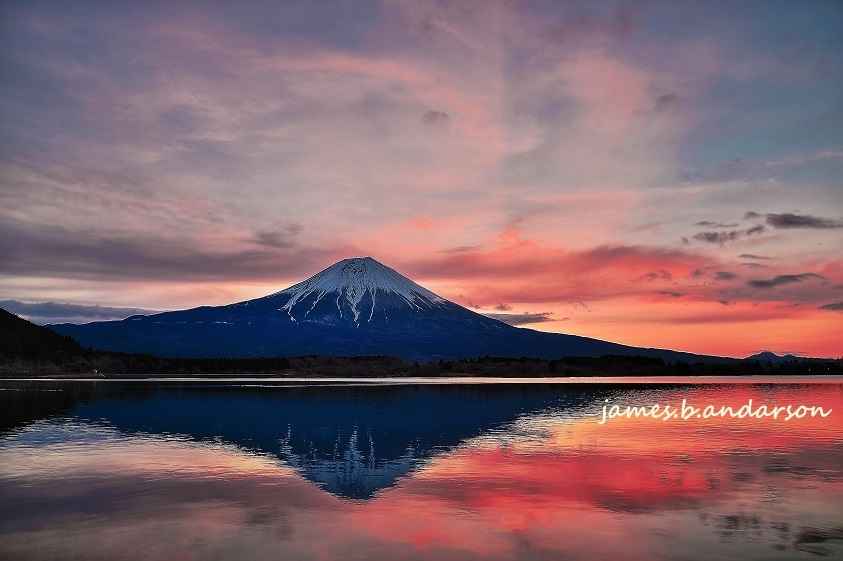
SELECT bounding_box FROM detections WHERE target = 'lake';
[1,378,841,560]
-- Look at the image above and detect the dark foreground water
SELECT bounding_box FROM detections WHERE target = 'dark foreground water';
[1,378,841,560]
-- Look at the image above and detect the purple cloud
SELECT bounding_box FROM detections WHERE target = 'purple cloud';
[747,273,827,289]
[481,312,555,325]
[764,213,843,229]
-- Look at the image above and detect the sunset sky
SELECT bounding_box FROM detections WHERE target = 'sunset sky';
[1,0,841,358]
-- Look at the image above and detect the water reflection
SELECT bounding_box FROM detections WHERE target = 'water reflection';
[0,380,841,560]
[2,382,598,499]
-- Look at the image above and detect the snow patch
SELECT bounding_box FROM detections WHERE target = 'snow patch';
[274,257,446,325]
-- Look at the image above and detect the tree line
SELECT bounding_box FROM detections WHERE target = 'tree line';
[2,308,838,377]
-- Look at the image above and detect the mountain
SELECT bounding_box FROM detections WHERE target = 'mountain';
[744,351,800,363]
[50,257,730,363]
[263,255,472,328]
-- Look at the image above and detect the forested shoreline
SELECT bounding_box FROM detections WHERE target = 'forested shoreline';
[3,308,839,378]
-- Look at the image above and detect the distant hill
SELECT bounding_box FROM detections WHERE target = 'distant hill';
[0,308,85,361]
[745,351,800,363]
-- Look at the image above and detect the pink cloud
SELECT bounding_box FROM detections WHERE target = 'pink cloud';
[3,0,840,358]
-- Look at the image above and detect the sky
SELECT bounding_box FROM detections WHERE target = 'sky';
[1,0,841,358]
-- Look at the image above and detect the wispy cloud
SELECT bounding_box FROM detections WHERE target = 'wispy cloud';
[692,226,764,245]
[421,110,450,125]
[0,216,352,282]
[658,291,684,298]
[0,300,160,324]
[695,221,738,228]
[480,312,555,325]
[442,245,481,254]
[685,149,843,184]
[764,212,843,229]
[634,270,672,283]
[747,273,828,289]
[253,222,304,248]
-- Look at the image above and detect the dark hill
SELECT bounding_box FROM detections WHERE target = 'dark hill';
[0,308,84,361]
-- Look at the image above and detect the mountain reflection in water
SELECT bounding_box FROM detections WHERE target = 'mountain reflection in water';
[0,380,841,561]
[2,381,594,499]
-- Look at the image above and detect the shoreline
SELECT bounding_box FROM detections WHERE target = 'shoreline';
[2,374,842,384]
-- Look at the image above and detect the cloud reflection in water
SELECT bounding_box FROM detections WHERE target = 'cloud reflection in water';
[0,382,841,560]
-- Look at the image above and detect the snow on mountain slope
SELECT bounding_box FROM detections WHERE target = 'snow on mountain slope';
[262,257,453,326]
[47,256,734,362]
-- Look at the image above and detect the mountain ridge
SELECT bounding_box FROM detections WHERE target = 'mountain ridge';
[50,257,735,363]
[744,351,801,363]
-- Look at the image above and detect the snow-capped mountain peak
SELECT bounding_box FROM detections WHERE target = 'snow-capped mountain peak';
[49,255,730,363]
[275,257,447,325]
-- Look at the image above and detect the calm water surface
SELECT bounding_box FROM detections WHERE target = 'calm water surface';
[1,378,841,560]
